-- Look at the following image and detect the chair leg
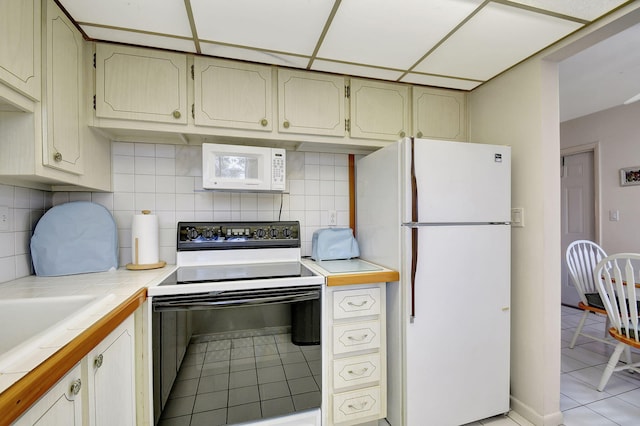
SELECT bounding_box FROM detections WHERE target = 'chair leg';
[570,310,589,349]
[604,317,610,339]
[598,342,626,391]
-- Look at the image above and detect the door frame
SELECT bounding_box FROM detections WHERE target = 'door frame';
[560,142,601,245]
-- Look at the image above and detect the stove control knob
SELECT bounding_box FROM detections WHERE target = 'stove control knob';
[270,229,279,239]
[256,228,265,238]
[203,228,214,239]
[283,228,292,238]
[186,228,198,240]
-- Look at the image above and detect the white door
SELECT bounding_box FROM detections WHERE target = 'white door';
[408,139,511,223]
[561,150,595,306]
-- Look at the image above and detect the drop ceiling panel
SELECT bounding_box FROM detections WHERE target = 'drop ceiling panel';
[311,60,404,81]
[507,0,629,21]
[59,0,192,37]
[317,0,484,69]
[400,73,482,91]
[191,0,334,55]
[413,2,583,81]
[200,42,310,69]
[81,26,198,53]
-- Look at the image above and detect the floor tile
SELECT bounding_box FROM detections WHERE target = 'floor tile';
[586,395,640,425]
[190,408,227,426]
[204,349,230,363]
[232,337,254,348]
[261,396,295,417]
[193,390,228,413]
[230,356,256,372]
[207,339,231,351]
[257,365,286,384]
[259,381,291,400]
[198,373,229,393]
[228,385,260,406]
[288,376,319,394]
[255,343,278,356]
[283,361,312,380]
[227,401,262,423]
[256,354,282,368]
[229,369,258,388]
[157,415,191,426]
[169,378,199,399]
[161,396,195,419]
[201,360,230,377]
[561,405,618,425]
[231,346,255,359]
[253,335,276,346]
[292,390,321,411]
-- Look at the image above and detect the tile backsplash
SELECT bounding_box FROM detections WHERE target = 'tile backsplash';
[0,142,350,283]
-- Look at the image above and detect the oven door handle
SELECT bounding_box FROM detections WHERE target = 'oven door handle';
[153,290,319,311]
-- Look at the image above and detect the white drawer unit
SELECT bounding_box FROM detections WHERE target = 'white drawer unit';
[333,287,381,319]
[332,386,382,424]
[333,320,381,355]
[333,353,381,390]
[323,282,387,425]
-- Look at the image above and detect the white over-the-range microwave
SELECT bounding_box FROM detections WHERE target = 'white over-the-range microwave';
[202,143,286,192]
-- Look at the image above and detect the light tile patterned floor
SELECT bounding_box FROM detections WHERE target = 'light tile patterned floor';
[158,332,321,426]
[560,305,640,426]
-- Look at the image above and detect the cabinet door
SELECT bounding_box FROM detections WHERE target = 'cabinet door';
[278,69,345,137]
[412,86,467,141]
[0,0,40,100]
[87,315,136,426]
[349,78,409,141]
[13,364,83,426]
[43,0,83,175]
[194,57,272,131]
[95,44,188,124]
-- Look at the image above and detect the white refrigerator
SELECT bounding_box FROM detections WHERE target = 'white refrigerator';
[356,138,511,426]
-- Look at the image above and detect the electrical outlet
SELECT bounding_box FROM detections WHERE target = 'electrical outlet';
[0,206,8,231]
[328,210,337,226]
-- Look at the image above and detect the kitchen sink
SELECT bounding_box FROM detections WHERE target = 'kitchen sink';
[0,294,114,372]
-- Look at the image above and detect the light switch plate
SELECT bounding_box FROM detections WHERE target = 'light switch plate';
[0,206,8,231]
[511,207,524,228]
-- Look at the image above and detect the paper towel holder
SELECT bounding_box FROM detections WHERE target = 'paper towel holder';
[126,210,166,271]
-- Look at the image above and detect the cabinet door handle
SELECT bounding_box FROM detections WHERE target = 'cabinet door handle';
[172,110,181,119]
[54,152,62,162]
[347,300,368,308]
[69,378,82,396]
[260,118,268,127]
[94,354,104,368]
[283,120,290,129]
[417,131,423,138]
[399,131,406,138]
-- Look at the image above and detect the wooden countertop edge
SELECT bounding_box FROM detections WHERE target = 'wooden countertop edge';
[0,287,147,426]
[326,270,399,286]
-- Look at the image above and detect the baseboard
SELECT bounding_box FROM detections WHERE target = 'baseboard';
[510,395,564,426]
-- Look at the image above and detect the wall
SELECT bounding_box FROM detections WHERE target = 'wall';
[468,58,562,425]
[45,141,350,267]
[561,101,640,253]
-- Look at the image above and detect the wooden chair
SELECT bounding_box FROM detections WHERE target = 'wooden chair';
[565,240,612,348]
[593,253,640,391]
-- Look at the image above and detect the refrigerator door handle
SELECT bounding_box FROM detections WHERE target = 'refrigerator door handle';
[410,138,418,322]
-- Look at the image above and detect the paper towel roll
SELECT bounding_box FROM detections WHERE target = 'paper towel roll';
[131,210,159,265]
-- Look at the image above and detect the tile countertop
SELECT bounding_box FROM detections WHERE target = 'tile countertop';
[302,258,399,286]
[0,265,176,396]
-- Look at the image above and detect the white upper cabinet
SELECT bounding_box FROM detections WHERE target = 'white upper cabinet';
[0,0,41,102]
[194,57,273,131]
[349,78,409,141]
[43,0,83,175]
[95,44,188,125]
[412,86,467,142]
[278,68,345,137]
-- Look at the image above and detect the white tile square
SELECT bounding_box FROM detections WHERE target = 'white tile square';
[304,153,319,165]
[114,193,135,211]
[135,193,156,212]
[212,193,231,211]
[156,144,176,158]
[15,254,32,278]
[14,208,30,232]
[0,184,14,207]
[14,231,29,255]
[68,192,91,202]
[156,176,176,194]
[304,180,320,195]
[112,141,134,156]
[319,165,334,180]
[156,157,176,176]
[305,210,320,227]
[113,174,135,193]
[335,181,349,196]
[176,177,195,193]
[156,195,176,212]
[195,193,213,211]
[134,143,155,157]
[334,154,348,166]
[0,233,15,257]
[29,190,45,209]
[176,194,195,211]
[91,193,114,211]
[335,165,349,181]
[319,180,334,196]
[304,164,319,180]
[319,153,334,165]
[51,192,70,206]
[112,155,135,174]
[304,195,320,211]
[14,187,30,208]
[135,175,156,192]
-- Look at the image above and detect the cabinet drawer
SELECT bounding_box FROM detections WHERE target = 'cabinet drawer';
[333,320,380,355]
[333,287,380,319]
[332,386,381,424]
[333,353,381,390]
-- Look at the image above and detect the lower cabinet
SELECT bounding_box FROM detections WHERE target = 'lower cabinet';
[13,314,136,426]
[325,283,386,425]
[13,364,83,426]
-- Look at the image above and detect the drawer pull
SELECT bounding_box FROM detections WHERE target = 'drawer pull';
[348,400,369,411]
[348,334,369,342]
[348,367,369,376]
[69,378,81,396]
[347,300,368,308]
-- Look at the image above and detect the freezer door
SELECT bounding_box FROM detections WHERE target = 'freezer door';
[405,138,511,223]
[404,224,510,425]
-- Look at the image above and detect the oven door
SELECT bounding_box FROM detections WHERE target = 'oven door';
[151,284,322,425]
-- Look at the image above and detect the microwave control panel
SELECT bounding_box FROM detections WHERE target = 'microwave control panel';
[271,149,286,190]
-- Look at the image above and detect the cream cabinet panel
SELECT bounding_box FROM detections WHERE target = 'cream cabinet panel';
[43,0,83,175]
[95,44,188,124]
[13,364,83,426]
[194,58,272,131]
[349,78,409,141]
[413,86,467,141]
[333,286,381,319]
[333,353,381,390]
[0,0,40,101]
[278,69,345,137]
[86,315,136,426]
[332,386,382,424]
